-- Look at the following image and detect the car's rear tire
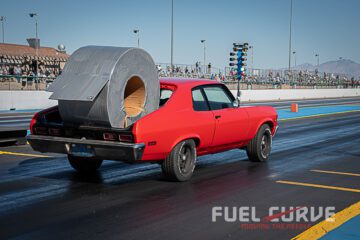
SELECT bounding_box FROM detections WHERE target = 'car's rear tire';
[246,124,272,162]
[68,155,103,174]
[161,139,196,182]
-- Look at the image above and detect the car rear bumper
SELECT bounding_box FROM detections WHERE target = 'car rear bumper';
[27,134,145,162]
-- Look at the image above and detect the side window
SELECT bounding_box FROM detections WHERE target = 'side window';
[203,86,233,110]
[192,89,209,111]
[159,89,173,106]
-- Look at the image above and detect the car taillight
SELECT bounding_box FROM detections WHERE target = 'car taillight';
[103,132,118,141]
[29,113,39,134]
[119,134,133,143]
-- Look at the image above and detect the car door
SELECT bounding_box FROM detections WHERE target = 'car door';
[202,85,249,147]
[190,88,216,152]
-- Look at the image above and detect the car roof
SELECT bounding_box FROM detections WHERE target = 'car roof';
[159,77,220,88]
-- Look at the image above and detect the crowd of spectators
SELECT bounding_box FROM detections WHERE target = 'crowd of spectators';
[0,64,60,90]
[238,70,360,88]
[157,63,227,81]
[210,68,360,88]
[1,61,359,90]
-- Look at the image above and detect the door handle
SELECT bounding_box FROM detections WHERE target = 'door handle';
[215,115,221,119]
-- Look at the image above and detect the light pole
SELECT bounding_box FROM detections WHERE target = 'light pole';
[292,51,296,67]
[29,13,38,39]
[170,0,174,74]
[0,16,5,43]
[133,29,140,48]
[201,40,206,74]
[29,13,38,77]
[315,54,319,67]
[249,45,254,75]
[288,0,293,74]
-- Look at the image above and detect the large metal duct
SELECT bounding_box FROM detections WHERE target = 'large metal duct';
[47,46,159,128]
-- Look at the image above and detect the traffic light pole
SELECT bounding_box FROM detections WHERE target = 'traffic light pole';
[237,76,241,106]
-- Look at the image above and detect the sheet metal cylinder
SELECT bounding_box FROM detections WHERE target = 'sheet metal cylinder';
[47,46,159,128]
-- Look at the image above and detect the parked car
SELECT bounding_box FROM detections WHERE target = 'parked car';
[27,78,278,181]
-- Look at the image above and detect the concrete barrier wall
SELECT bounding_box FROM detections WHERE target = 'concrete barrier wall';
[0,88,359,111]
[230,88,360,102]
[0,91,57,111]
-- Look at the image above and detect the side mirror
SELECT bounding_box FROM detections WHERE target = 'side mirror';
[232,100,239,108]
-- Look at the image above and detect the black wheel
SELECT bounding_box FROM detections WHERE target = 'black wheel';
[68,155,103,174]
[161,139,197,182]
[246,124,272,162]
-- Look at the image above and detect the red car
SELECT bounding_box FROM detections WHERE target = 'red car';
[27,78,278,181]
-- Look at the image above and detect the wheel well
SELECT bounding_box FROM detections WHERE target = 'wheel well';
[170,137,200,152]
[263,121,274,132]
[192,138,200,147]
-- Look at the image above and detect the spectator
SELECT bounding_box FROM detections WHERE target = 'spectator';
[27,71,35,89]
[13,65,21,84]
[21,72,27,90]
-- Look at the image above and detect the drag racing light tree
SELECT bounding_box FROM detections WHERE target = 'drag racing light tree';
[229,43,249,106]
[229,43,248,81]
[239,43,248,80]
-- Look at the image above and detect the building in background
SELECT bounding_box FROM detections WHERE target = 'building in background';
[0,39,68,77]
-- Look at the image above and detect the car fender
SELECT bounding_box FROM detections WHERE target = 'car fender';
[170,134,201,152]
[254,118,275,136]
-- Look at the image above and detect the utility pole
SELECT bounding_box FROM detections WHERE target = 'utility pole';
[249,45,254,75]
[288,0,293,74]
[0,16,5,43]
[29,13,38,81]
[133,29,140,48]
[170,0,174,74]
[315,54,319,67]
[201,40,206,74]
[292,51,296,67]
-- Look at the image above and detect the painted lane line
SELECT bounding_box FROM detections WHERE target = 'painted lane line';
[0,151,50,158]
[276,180,360,193]
[279,110,360,121]
[311,169,360,177]
[291,201,360,240]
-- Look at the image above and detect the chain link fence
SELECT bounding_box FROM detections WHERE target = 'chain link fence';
[1,67,359,91]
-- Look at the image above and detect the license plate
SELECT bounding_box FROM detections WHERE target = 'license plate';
[70,144,95,157]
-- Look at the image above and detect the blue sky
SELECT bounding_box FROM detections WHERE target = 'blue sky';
[1,0,360,70]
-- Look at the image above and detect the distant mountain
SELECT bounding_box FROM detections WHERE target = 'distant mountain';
[293,63,315,71]
[284,59,360,77]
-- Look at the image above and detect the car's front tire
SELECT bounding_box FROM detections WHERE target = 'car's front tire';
[68,155,103,174]
[161,139,197,181]
[246,124,272,162]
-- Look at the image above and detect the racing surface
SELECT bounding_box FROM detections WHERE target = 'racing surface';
[1,96,360,131]
[0,110,359,239]
[242,96,360,109]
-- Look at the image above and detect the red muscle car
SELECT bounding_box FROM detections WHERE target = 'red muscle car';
[27,78,278,181]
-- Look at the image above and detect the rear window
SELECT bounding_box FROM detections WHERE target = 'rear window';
[192,89,209,111]
[160,89,173,106]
